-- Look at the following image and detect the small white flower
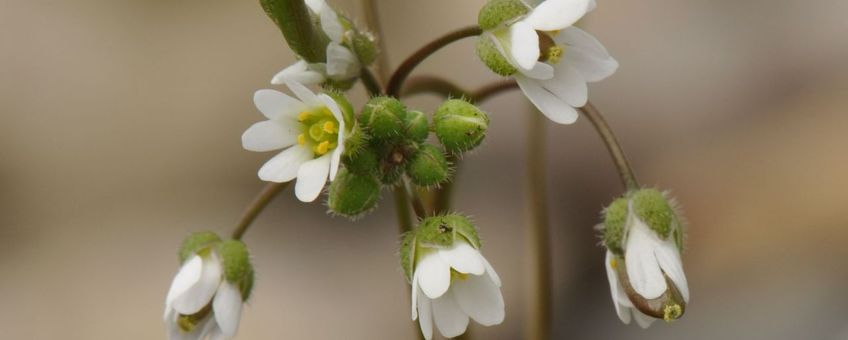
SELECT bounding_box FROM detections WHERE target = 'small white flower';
[482,0,617,124]
[604,202,690,327]
[242,80,347,202]
[271,0,361,86]
[164,254,244,340]
[411,240,505,339]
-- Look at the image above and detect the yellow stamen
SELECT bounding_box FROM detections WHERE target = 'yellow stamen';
[610,258,618,269]
[315,140,331,155]
[298,111,311,122]
[322,121,337,133]
[663,304,683,322]
[547,45,564,64]
[297,134,306,145]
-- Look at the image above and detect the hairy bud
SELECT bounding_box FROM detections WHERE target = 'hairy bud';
[433,99,489,154]
[407,144,450,187]
[327,168,381,218]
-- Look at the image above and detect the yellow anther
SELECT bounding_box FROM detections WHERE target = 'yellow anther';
[315,140,331,155]
[610,258,618,269]
[298,111,311,122]
[297,134,306,145]
[322,121,337,133]
[547,45,564,65]
[663,304,683,322]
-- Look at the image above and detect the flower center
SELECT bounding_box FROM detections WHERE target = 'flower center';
[450,269,470,282]
[537,31,565,65]
[176,304,212,333]
[297,106,340,157]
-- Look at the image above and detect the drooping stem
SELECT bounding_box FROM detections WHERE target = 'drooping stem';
[525,111,552,340]
[386,26,483,97]
[579,102,640,191]
[232,182,290,240]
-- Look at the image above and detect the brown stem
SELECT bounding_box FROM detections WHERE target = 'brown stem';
[231,182,290,240]
[578,102,640,191]
[525,111,552,340]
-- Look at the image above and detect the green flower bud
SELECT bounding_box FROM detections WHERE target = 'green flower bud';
[343,125,368,157]
[407,144,450,187]
[399,214,481,281]
[327,168,382,218]
[478,0,530,31]
[631,189,676,239]
[343,145,379,176]
[602,197,628,255]
[178,231,222,263]
[351,31,378,66]
[476,36,517,76]
[260,0,327,63]
[433,99,489,154]
[399,110,429,143]
[217,240,255,300]
[358,96,406,142]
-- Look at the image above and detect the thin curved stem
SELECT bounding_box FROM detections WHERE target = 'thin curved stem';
[360,67,383,96]
[470,80,518,103]
[403,178,427,219]
[401,76,469,99]
[579,102,640,190]
[525,111,552,340]
[231,182,290,240]
[361,0,390,82]
[386,26,482,97]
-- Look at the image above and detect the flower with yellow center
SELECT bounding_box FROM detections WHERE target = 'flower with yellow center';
[242,80,348,202]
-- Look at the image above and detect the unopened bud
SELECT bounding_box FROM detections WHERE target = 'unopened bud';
[433,99,489,154]
[399,110,429,143]
[358,96,406,142]
[328,168,381,218]
[343,146,379,176]
[351,31,378,66]
[407,144,450,187]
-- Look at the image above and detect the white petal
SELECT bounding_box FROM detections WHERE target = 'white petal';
[508,21,540,71]
[515,76,579,124]
[213,281,243,337]
[416,253,452,299]
[294,154,332,202]
[326,43,360,80]
[556,26,610,59]
[304,0,325,14]
[542,62,587,107]
[452,272,505,326]
[285,80,322,108]
[438,242,485,276]
[320,7,344,43]
[624,217,668,300]
[257,145,313,183]
[518,62,555,80]
[254,89,305,120]
[318,94,345,181]
[633,310,656,329]
[655,239,689,303]
[480,254,502,287]
[166,255,203,307]
[207,326,226,340]
[564,48,618,82]
[432,290,470,338]
[172,255,223,315]
[523,0,591,31]
[241,119,299,152]
[271,60,325,85]
[588,0,597,12]
[417,290,434,340]
[604,251,631,324]
[411,271,420,320]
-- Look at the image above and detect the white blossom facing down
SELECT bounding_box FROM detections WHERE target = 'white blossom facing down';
[411,240,505,339]
[242,80,347,202]
[604,203,689,327]
[482,0,617,124]
[164,254,244,340]
[271,0,361,86]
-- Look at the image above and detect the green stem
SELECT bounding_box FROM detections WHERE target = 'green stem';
[386,26,483,97]
[578,102,640,191]
[360,67,383,96]
[231,182,290,240]
[403,178,427,219]
[525,111,552,340]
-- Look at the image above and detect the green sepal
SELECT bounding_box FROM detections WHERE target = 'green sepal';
[400,230,417,282]
[358,96,406,142]
[631,189,676,239]
[407,144,450,187]
[433,99,489,154]
[415,214,481,250]
[327,168,382,219]
[260,0,328,63]
[343,145,379,176]
[217,240,255,300]
[178,231,222,263]
[351,32,378,66]
[602,197,628,255]
[399,110,429,143]
[476,36,517,76]
[478,0,530,31]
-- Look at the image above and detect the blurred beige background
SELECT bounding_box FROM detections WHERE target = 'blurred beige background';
[1,0,847,339]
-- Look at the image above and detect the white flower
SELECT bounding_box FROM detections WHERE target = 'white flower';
[242,80,347,202]
[164,254,244,340]
[271,0,361,86]
[411,240,505,339]
[482,0,617,124]
[604,203,690,327]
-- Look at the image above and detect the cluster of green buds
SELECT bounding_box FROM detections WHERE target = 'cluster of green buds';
[327,97,489,219]
[600,188,690,326]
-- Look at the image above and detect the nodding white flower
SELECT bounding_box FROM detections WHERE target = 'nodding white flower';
[164,253,244,340]
[242,80,349,202]
[478,0,617,124]
[601,190,689,327]
[271,0,361,86]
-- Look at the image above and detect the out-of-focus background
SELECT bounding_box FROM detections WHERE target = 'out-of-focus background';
[1,0,847,339]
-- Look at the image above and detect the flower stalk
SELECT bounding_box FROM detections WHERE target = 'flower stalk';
[232,182,290,240]
[525,110,552,340]
[578,102,639,190]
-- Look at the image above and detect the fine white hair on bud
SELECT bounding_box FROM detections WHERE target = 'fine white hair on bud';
[432,99,489,155]
[599,189,690,327]
[165,234,255,340]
